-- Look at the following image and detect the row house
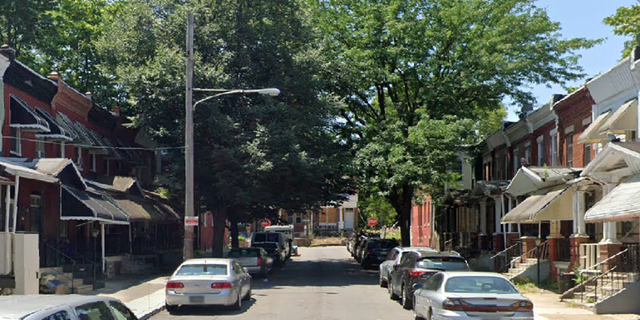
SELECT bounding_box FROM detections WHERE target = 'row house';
[0,46,182,293]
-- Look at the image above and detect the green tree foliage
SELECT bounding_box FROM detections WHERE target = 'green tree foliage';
[358,195,397,227]
[604,4,640,57]
[96,0,354,256]
[310,0,598,245]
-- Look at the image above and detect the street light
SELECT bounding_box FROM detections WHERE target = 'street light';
[183,12,280,261]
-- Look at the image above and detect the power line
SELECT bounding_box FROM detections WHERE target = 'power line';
[2,136,186,151]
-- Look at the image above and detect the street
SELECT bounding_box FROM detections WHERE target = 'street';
[150,246,413,320]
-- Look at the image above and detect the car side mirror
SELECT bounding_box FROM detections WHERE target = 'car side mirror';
[413,283,423,290]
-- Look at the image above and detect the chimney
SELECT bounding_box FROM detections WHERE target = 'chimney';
[0,44,16,60]
[47,70,60,81]
[112,105,120,117]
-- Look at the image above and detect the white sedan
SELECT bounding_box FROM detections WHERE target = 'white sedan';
[165,258,252,312]
[413,271,534,320]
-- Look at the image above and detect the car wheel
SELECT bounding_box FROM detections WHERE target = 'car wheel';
[389,280,399,300]
[243,287,252,301]
[165,303,177,314]
[401,282,412,309]
[232,292,242,310]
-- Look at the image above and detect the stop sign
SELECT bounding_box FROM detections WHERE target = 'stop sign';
[367,217,378,226]
[262,218,272,227]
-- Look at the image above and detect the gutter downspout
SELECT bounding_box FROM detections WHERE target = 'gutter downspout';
[101,223,105,275]
[3,185,11,274]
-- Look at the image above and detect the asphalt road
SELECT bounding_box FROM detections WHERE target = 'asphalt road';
[150,246,413,320]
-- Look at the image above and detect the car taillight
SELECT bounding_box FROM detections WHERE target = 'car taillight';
[166,282,184,289]
[513,300,534,311]
[408,269,427,277]
[442,298,464,311]
[274,249,280,254]
[211,282,233,289]
[257,257,263,265]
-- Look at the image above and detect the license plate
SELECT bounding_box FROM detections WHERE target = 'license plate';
[189,296,204,303]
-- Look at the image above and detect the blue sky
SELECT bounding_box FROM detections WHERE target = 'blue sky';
[506,0,638,120]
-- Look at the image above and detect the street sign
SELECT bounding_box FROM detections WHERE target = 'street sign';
[367,217,378,226]
[262,218,272,227]
[185,216,199,226]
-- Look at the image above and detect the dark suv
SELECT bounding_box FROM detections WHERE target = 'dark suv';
[360,238,399,268]
[388,251,469,309]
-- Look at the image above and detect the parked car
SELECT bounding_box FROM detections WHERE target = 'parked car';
[165,258,252,312]
[356,236,380,262]
[351,235,368,258]
[251,241,287,266]
[251,232,291,259]
[389,251,469,309]
[226,247,274,277]
[0,295,137,320]
[359,238,399,268]
[413,271,534,320]
[379,246,437,287]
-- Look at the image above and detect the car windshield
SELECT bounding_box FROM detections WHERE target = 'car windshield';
[416,257,468,270]
[227,249,260,257]
[175,264,228,276]
[444,276,519,294]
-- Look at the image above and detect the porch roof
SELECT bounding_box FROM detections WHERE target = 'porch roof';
[501,186,573,224]
[506,166,581,197]
[578,111,611,144]
[61,185,129,225]
[471,180,510,197]
[584,174,640,223]
[112,195,180,222]
[0,158,59,183]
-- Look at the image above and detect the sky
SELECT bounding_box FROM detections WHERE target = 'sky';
[506,0,638,121]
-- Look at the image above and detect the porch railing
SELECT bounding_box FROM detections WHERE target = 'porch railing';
[490,242,522,273]
[510,240,549,270]
[41,243,76,294]
[579,243,600,270]
[561,247,640,302]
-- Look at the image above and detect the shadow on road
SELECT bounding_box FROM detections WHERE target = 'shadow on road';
[166,299,256,316]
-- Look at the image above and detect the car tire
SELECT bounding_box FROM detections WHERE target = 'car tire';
[401,282,412,310]
[389,280,399,300]
[165,304,177,314]
[232,292,242,310]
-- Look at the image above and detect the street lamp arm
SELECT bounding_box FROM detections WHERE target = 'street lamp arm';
[192,88,280,111]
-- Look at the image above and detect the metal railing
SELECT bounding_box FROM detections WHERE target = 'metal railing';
[510,240,549,270]
[490,242,522,273]
[41,243,76,294]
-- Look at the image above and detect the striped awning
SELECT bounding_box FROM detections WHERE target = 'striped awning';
[35,108,73,141]
[61,186,129,225]
[584,174,640,222]
[9,95,50,132]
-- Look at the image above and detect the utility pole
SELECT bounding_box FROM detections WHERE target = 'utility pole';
[184,12,195,261]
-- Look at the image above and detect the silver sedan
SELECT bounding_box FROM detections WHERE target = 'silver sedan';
[165,258,252,312]
[413,271,534,320]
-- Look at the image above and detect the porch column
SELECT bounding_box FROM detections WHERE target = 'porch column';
[493,196,504,252]
[599,183,621,272]
[479,201,487,235]
[339,207,344,231]
[101,223,106,274]
[4,185,10,232]
[572,188,587,235]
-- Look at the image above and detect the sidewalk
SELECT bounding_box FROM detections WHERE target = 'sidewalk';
[90,274,169,320]
[525,289,640,320]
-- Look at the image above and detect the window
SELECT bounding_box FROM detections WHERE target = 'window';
[36,138,45,158]
[551,133,558,166]
[424,273,444,291]
[175,264,228,276]
[108,301,136,320]
[503,154,508,179]
[584,144,591,165]
[524,144,531,166]
[513,149,520,175]
[90,154,97,172]
[296,216,302,223]
[41,310,72,320]
[537,136,544,166]
[10,127,21,156]
[566,133,574,167]
[75,302,115,320]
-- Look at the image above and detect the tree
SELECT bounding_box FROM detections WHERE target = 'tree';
[358,194,397,228]
[604,4,640,57]
[96,0,354,257]
[310,0,599,246]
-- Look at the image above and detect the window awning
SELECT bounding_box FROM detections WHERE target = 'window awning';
[61,186,129,225]
[578,111,612,144]
[584,174,640,223]
[501,187,573,224]
[34,108,73,141]
[599,99,638,135]
[9,95,50,132]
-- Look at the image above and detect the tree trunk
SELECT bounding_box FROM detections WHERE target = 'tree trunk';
[211,208,228,258]
[389,183,414,247]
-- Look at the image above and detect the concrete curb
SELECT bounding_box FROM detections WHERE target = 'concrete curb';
[139,305,165,320]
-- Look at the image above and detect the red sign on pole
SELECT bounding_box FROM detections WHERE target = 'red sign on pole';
[262,219,272,227]
[367,217,378,226]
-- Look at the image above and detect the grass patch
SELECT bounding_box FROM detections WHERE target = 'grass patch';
[512,277,559,293]
[310,237,344,247]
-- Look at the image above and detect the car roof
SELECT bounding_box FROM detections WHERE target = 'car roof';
[0,295,120,319]
[399,246,437,252]
[417,251,464,258]
[229,247,261,251]
[181,258,233,265]
[440,271,507,278]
